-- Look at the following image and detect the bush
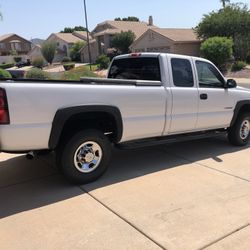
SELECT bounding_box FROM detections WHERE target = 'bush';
[41,41,56,64]
[70,41,85,62]
[14,57,22,63]
[32,57,45,69]
[0,63,15,69]
[26,68,49,80]
[0,69,12,78]
[201,37,233,69]
[62,56,71,63]
[63,63,75,71]
[231,61,247,71]
[96,54,110,70]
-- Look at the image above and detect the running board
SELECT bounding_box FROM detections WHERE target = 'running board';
[116,130,227,150]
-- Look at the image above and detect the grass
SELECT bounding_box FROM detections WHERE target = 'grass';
[60,65,97,81]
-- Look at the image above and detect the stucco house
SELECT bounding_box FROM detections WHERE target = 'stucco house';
[0,33,32,56]
[130,28,201,56]
[27,44,43,61]
[80,16,156,63]
[46,32,88,62]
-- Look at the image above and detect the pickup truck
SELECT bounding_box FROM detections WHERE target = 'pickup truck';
[0,53,250,184]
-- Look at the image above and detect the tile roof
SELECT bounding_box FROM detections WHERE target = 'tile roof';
[0,33,15,42]
[151,28,200,42]
[53,33,85,43]
[93,20,156,39]
[72,31,90,41]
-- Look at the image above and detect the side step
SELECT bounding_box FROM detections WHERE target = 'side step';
[116,129,227,150]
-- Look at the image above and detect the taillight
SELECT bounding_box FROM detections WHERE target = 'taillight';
[130,53,141,57]
[0,88,10,124]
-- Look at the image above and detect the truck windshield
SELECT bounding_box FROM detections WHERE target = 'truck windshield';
[108,57,161,81]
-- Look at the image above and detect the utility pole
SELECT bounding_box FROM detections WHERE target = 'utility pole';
[83,0,92,70]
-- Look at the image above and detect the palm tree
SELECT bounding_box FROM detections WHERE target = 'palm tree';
[221,0,230,8]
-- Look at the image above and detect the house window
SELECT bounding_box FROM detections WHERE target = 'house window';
[0,43,5,49]
[11,42,21,51]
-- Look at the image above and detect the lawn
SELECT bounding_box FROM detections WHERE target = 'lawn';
[59,65,98,81]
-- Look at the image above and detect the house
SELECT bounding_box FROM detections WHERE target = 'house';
[80,16,156,63]
[130,28,201,56]
[46,32,88,62]
[0,33,32,56]
[27,44,43,61]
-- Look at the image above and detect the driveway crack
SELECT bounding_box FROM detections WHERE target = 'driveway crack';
[79,185,166,250]
[199,224,250,250]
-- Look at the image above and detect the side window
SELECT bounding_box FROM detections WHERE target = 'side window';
[196,61,225,88]
[171,58,194,87]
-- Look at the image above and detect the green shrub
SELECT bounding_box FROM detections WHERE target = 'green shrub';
[63,63,75,71]
[26,68,49,80]
[32,57,45,69]
[41,41,56,64]
[0,63,15,69]
[14,56,22,63]
[96,54,110,70]
[0,69,12,78]
[231,61,247,71]
[201,37,233,69]
[62,56,71,63]
[70,41,85,62]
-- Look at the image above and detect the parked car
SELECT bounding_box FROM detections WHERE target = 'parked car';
[0,53,250,183]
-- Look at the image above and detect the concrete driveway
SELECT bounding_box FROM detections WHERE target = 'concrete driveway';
[0,137,250,250]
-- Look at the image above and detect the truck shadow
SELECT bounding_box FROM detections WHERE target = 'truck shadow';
[0,136,249,218]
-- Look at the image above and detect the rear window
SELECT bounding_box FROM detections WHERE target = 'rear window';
[108,57,161,81]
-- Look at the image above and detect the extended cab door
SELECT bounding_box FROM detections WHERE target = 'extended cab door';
[194,59,235,130]
[166,55,199,134]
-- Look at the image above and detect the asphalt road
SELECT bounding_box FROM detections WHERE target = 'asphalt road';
[0,137,250,249]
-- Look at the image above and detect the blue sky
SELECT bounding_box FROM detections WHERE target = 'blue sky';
[0,0,249,40]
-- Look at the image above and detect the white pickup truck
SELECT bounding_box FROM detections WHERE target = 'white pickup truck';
[0,53,250,183]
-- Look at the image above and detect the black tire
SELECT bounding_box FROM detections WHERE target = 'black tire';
[56,129,111,184]
[228,112,250,146]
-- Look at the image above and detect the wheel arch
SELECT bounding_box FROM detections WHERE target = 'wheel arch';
[230,100,250,127]
[49,105,123,149]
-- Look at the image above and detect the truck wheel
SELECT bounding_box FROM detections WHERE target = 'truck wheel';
[57,129,111,184]
[228,112,250,146]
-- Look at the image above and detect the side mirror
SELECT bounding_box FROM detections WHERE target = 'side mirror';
[225,79,237,89]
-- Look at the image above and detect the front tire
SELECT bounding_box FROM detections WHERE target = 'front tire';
[228,112,250,146]
[57,129,111,184]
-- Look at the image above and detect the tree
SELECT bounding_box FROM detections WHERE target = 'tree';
[196,3,250,60]
[41,41,57,64]
[61,26,87,33]
[70,41,85,62]
[200,36,233,69]
[114,16,140,22]
[111,31,136,54]
[220,0,230,8]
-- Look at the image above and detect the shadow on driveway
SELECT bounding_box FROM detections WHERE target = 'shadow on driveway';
[0,136,249,219]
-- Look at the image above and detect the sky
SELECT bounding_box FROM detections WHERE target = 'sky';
[0,0,250,40]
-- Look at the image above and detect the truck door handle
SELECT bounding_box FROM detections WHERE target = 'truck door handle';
[200,93,208,100]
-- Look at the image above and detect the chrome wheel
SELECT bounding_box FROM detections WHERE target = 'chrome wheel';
[240,119,250,140]
[74,141,103,173]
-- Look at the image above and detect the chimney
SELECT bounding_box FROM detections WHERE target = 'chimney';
[148,16,153,26]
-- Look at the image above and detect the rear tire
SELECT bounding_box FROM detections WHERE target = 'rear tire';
[228,112,250,146]
[56,129,111,184]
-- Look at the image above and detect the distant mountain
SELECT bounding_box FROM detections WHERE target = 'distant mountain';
[30,38,45,47]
